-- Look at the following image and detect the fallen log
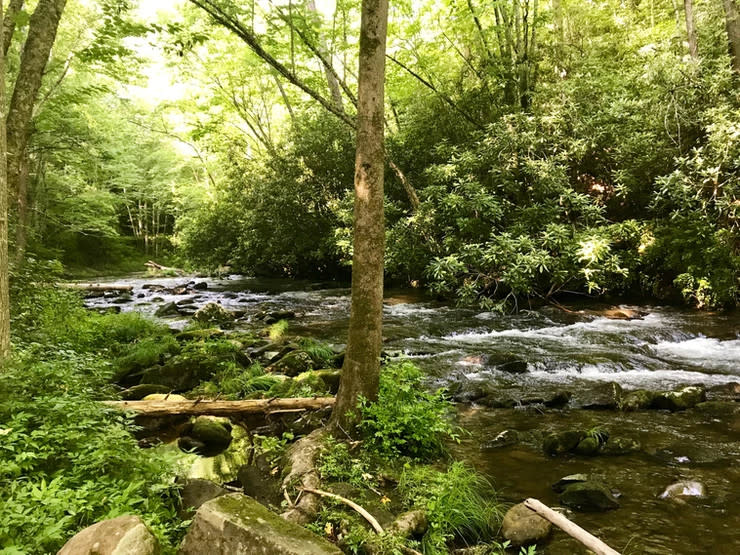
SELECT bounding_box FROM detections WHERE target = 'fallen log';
[65,283,133,293]
[104,397,335,417]
[145,260,185,275]
[524,498,621,555]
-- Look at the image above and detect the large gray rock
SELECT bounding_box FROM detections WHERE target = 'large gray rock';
[180,479,228,518]
[559,481,619,512]
[58,515,159,555]
[575,382,623,410]
[178,493,342,554]
[502,502,552,546]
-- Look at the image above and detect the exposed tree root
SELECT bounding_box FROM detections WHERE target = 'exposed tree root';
[280,428,327,525]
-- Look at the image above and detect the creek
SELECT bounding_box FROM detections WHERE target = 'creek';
[83,274,740,554]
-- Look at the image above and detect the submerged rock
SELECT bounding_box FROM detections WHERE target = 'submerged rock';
[502,502,552,546]
[179,493,342,554]
[481,429,519,450]
[543,430,584,456]
[58,515,159,555]
[602,437,641,455]
[551,474,590,493]
[659,480,706,500]
[559,481,620,512]
[574,436,601,456]
[652,386,706,412]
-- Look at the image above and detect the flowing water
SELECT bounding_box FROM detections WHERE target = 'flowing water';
[83,274,740,554]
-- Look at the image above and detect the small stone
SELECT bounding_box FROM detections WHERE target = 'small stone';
[58,515,159,555]
[502,502,552,546]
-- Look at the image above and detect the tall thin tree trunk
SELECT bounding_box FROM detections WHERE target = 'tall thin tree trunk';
[307,0,345,113]
[13,151,29,263]
[330,0,389,431]
[2,0,24,56]
[684,0,699,59]
[723,0,740,73]
[6,0,68,262]
[0,1,10,359]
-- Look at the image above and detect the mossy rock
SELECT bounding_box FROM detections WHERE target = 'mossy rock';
[652,386,706,411]
[602,437,641,455]
[574,436,601,456]
[193,303,236,326]
[268,350,315,377]
[543,430,585,456]
[112,335,180,383]
[176,328,225,342]
[620,389,656,411]
[179,416,233,457]
[294,369,341,394]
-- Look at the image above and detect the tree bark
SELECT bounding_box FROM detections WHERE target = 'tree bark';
[723,0,740,73]
[0,0,10,359]
[307,0,345,113]
[330,0,389,431]
[6,0,67,262]
[2,0,24,56]
[684,0,699,59]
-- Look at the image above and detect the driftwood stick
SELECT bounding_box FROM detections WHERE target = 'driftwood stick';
[524,498,621,555]
[301,487,384,534]
[104,397,335,417]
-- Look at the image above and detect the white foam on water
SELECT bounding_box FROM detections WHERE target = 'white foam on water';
[652,337,740,369]
[384,303,442,317]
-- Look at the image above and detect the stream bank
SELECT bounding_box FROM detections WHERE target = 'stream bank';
[81,274,740,554]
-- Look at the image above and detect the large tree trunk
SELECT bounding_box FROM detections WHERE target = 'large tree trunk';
[684,0,699,59]
[2,0,24,56]
[330,0,389,431]
[6,0,67,261]
[723,0,740,73]
[0,1,10,359]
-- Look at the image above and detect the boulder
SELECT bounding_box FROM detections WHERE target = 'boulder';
[178,493,342,554]
[268,351,315,377]
[388,510,428,538]
[543,430,584,456]
[294,369,341,394]
[180,478,227,518]
[193,281,209,290]
[501,502,552,546]
[237,465,281,506]
[544,391,572,409]
[194,303,235,326]
[693,400,740,417]
[559,481,619,512]
[481,429,519,450]
[142,393,188,402]
[155,301,180,317]
[659,480,706,500]
[58,515,159,555]
[120,384,171,400]
[575,382,622,410]
[652,386,706,411]
[485,352,528,374]
[620,389,656,411]
[551,474,590,493]
[179,416,233,457]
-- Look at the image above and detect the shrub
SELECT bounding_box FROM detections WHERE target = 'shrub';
[358,362,459,460]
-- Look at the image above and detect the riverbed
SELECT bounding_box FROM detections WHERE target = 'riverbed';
[82,274,740,554]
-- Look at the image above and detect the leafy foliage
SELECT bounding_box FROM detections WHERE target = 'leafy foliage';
[358,362,459,460]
